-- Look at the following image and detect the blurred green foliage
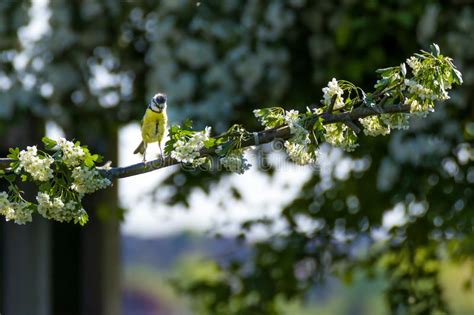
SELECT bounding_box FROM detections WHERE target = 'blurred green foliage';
[124,249,474,315]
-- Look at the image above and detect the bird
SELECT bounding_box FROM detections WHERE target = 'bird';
[133,93,168,162]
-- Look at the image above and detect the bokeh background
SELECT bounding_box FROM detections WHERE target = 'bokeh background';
[1,0,473,314]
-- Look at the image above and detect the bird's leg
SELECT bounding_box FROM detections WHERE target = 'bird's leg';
[158,142,164,162]
[143,142,148,163]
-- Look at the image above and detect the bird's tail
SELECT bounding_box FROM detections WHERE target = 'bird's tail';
[133,141,145,155]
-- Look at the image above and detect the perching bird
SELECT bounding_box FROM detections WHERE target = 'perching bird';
[133,93,168,162]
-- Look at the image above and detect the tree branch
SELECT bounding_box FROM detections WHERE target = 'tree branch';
[0,103,410,179]
[0,158,13,169]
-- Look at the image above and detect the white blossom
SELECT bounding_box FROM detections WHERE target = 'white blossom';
[71,166,111,196]
[11,202,33,224]
[0,192,33,224]
[313,107,325,115]
[284,140,316,165]
[282,110,316,164]
[36,192,82,223]
[404,79,434,100]
[253,109,284,129]
[324,123,358,152]
[57,137,85,167]
[405,97,431,116]
[359,116,390,137]
[322,78,344,110]
[285,109,299,125]
[406,56,422,75]
[381,113,410,130]
[17,146,54,181]
[171,127,211,166]
[0,192,15,221]
[220,151,251,174]
[285,110,309,144]
[171,140,199,164]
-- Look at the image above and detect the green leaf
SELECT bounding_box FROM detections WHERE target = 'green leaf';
[254,107,285,128]
[204,138,216,148]
[42,137,57,150]
[414,52,428,59]
[452,68,463,85]
[75,212,89,226]
[183,119,193,130]
[84,158,94,168]
[7,147,20,159]
[375,66,397,76]
[164,139,174,155]
[21,174,28,182]
[430,43,440,57]
[39,182,51,191]
[215,142,234,156]
[169,124,180,134]
[5,174,16,182]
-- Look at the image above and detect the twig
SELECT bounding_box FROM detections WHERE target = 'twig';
[327,94,337,114]
[0,103,410,179]
[344,120,362,134]
[0,158,13,168]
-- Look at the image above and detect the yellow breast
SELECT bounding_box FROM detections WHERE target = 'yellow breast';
[141,109,168,144]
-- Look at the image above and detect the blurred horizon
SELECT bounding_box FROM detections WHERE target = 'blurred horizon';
[122,232,474,315]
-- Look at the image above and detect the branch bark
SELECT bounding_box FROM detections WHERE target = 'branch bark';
[0,103,410,179]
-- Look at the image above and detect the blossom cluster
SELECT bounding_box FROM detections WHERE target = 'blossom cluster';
[380,113,410,131]
[406,56,422,76]
[405,79,435,101]
[220,150,251,174]
[16,146,54,181]
[283,110,317,165]
[57,137,86,167]
[322,78,345,110]
[285,110,309,144]
[402,48,461,115]
[253,47,460,165]
[284,141,316,165]
[323,124,359,152]
[359,116,390,137]
[71,166,112,196]
[37,192,86,223]
[1,137,111,225]
[0,191,33,224]
[171,127,211,166]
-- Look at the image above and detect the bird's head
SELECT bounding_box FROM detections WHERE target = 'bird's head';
[149,93,167,112]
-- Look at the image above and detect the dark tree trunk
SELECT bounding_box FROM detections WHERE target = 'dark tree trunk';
[51,124,121,315]
[0,115,51,315]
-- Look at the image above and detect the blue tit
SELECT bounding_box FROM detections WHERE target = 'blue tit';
[133,93,168,162]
